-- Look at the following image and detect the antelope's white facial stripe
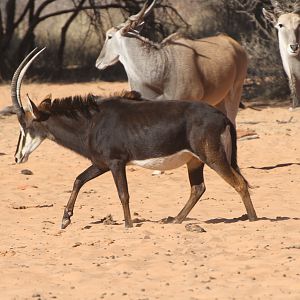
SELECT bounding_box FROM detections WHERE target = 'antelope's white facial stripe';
[129,150,200,171]
[15,126,43,164]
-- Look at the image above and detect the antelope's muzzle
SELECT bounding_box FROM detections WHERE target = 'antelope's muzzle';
[288,43,300,55]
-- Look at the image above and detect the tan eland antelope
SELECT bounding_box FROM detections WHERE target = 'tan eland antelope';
[95,0,248,126]
[263,1,300,109]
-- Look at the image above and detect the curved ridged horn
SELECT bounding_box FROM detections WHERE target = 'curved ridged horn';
[129,0,156,22]
[11,47,46,118]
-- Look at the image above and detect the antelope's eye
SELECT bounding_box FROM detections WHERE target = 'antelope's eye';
[278,23,284,28]
[108,35,112,39]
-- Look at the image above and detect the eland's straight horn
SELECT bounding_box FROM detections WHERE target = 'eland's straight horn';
[129,0,156,22]
[12,50,257,230]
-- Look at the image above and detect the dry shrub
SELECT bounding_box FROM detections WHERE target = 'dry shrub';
[188,0,290,100]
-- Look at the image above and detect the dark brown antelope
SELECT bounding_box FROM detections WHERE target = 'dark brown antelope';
[12,48,257,229]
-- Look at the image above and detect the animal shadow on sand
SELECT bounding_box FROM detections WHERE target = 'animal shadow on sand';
[205,214,300,224]
[89,215,198,228]
[88,211,300,227]
[247,162,300,171]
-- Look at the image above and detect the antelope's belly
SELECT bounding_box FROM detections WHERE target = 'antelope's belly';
[129,150,199,171]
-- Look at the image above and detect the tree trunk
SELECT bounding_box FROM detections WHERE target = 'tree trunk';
[28,0,35,52]
[57,0,86,71]
[0,0,16,80]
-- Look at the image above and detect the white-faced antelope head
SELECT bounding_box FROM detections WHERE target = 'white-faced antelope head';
[95,0,156,70]
[11,48,48,164]
[263,2,300,57]
[263,1,300,108]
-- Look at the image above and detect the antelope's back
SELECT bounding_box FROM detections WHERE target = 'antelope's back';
[166,34,248,104]
[89,99,230,161]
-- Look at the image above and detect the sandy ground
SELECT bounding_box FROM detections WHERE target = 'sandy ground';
[0,82,300,300]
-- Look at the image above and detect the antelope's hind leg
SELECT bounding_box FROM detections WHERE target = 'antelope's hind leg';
[61,165,108,229]
[174,159,206,223]
[210,160,257,221]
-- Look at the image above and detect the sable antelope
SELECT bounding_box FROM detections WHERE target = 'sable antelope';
[12,48,257,229]
[263,1,300,108]
[96,0,248,126]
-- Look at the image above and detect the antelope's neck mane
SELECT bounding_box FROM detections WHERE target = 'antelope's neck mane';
[38,91,143,119]
[42,94,99,119]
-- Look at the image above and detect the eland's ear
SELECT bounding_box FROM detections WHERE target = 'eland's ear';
[121,22,133,36]
[26,94,41,119]
[263,8,278,26]
[135,22,145,33]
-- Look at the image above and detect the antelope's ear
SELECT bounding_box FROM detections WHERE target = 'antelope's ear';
[263,8,277,25]
[44,94,52,101]
[40,96,52,112]
[26,94,41,119]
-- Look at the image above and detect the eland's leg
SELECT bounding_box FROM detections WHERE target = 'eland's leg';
[215,83,243,128]
[61,165,108,229]
[174,159,206,223]
[290,74,300,109]
[110,160,133,228]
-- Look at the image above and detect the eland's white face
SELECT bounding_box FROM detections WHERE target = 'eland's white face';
[95,28,122,70]
[95,0,156,71]
[276,13,300,57]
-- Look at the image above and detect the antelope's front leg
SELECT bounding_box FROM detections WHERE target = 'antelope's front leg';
[109,160,133,228]
[61,165,108,229]
[290,74,300,109]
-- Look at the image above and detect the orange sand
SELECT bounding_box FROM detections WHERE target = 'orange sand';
[1,82,300,299]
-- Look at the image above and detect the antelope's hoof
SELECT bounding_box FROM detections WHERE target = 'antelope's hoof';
[125,223,134,228]
[159,216,176,224]
[61,210,72,229]
[61,218,71,229]
[248,215,258,222]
